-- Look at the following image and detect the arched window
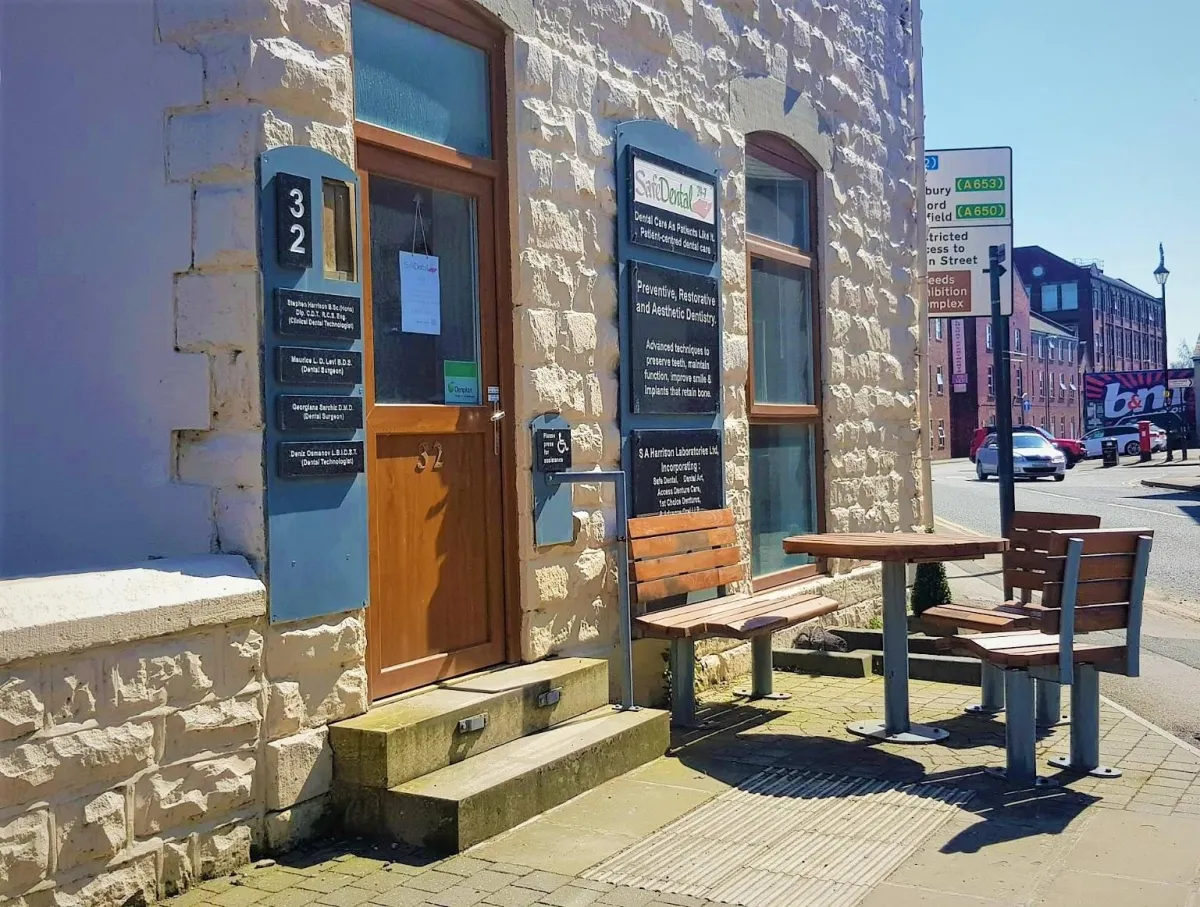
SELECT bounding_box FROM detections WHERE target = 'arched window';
[745,134,823,587]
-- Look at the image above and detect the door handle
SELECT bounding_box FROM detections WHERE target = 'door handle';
[490,399,504,454]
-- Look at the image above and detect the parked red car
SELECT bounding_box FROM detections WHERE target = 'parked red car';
[969,426,1083,466]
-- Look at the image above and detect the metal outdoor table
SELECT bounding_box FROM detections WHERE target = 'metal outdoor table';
[782,531,1009,744]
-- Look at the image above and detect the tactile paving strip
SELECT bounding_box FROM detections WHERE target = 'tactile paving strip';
[584,768,973,907]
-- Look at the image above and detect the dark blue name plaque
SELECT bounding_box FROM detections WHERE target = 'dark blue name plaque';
[278,440,365,479]
[630,428,723,517]
[276,347,362,386]
[276,395,363,433]
[629,261,719,415]
[276,289,361,340]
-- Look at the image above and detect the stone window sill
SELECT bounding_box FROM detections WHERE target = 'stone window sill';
[0,555,266,664]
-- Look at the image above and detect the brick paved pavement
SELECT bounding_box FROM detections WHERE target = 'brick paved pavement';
[170,672,1200,907]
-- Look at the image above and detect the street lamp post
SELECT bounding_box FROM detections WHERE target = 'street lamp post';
[1154,244,1170,460]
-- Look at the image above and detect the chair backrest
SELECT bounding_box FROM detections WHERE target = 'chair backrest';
[1005,511,1102,601]
[626,508,744,608]
[1045,528,1154,682]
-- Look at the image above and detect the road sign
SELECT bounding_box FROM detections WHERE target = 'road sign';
[1022,399,1032,413]
[1169,377,1192,389]
[925,147,1013,317]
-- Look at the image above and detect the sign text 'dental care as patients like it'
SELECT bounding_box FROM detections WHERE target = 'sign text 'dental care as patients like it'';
[925,147,1013,317]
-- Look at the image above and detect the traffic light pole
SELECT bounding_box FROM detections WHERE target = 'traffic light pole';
[988,244,1015,539]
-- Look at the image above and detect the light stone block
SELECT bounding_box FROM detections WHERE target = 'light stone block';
[163,697,261,762]
[0,810,49,898]
[220,625,265,698]
[55,791,127,872]
[266,613,365,678]
[109,634,216,713]
[52,850,159,907]
[263,793,329,854]
[264,726,332,811]
[0,723,154,805]
[44,660,98,727]
[286,0,351,55]
[205,35,352,125]
[175,270,260,352]
[161,838,195,897]
[198,823,252,879]
[157,0,287,46]
[0,673,43,741]
[211,348,263,429]
[176,430,265,490]
[135,752,256,836]
[166,106,267,183]
[193,183,258,268]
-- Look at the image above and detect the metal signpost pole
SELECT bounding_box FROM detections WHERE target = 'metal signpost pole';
[988,244,1015,538]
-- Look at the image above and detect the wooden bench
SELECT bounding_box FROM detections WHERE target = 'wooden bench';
[921,511,1101,719]
[627,508,839,726]
[945,528,1154,783]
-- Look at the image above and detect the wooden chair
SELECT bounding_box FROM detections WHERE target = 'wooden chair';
[922,511,1101,722]
[627,508,839,726]
[945,528,1153,784]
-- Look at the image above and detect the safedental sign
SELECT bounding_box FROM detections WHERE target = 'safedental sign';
[628,149,718,262]
[925,147,1013,317]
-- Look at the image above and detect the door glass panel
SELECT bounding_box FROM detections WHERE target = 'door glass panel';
[369,174,481,405]
[352,1,492,158]
[749,423,817,577]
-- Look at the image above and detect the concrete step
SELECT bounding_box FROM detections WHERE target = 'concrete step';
[330,657,609,790]
[337,705,669,853]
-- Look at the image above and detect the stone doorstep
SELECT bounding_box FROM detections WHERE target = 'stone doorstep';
[335,705,669,853]
[328,658,610,790]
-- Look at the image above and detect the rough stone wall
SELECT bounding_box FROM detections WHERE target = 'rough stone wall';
[0,609,366,905]
[158,0,355,571]
[511,0,922,660]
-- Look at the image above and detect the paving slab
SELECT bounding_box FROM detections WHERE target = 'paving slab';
[164,671,1200,907]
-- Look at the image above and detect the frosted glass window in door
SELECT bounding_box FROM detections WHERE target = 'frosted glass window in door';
[749,423,817,577]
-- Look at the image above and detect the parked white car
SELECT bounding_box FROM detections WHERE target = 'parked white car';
[1080,425,1166,458]
[976,434,1067,481]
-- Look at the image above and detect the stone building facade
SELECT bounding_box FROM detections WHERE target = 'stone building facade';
[1,0,923,901]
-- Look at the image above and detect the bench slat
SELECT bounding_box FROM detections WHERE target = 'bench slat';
[921,603,1033,632]
[629,526,737,560]
[1043,528,1152,556]
[1034,603,1130,634]
[631,546,741,582]
[951,631,1126,668]
[628,508,735,540]
[1012,511,1101,531]
[635,564,745,602]
[637,592,839,640]
[1041,578,1131,608]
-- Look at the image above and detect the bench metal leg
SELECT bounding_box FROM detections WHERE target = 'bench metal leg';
[670,639,698,728]
[735,635,791,701]
[986,669,1052,786]
[1035,678,1066,729]
[1049,665,1119,777]
[967,662,1006,715]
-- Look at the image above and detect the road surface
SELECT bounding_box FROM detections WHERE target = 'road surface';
[932,456,1200,745]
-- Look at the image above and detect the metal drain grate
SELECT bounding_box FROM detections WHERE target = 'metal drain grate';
[585,768,973,907]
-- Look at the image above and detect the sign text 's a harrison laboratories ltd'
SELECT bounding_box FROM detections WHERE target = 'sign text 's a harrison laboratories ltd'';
[924,147,1013,317]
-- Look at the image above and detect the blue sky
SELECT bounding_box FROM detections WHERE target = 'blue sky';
[922,0,1199,362]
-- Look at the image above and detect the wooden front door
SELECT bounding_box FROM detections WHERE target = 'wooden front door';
[360,140,508,699]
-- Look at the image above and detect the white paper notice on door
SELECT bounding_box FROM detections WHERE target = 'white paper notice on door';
[399,251,441,335]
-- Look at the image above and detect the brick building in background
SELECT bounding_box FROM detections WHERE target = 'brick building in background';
[927,280,1084,459]
[1014,246,1165,373]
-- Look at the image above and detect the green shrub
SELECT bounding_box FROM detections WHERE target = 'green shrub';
[911,561,952,615]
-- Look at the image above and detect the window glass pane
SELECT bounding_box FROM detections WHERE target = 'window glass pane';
[746,153,811,250]
[352,1,491,157]
[368,174,481,405]
[1042,284,1059,311]
[750,423,817,577]
[751,257,813,405]
[1061,281,1078,310]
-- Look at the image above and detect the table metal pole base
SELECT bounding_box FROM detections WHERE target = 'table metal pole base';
[847,720,950,745]
[1046,756,1121,778]
[983,767,1058,788]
